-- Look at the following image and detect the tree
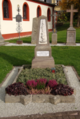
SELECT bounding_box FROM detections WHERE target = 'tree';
[59,0,80,27]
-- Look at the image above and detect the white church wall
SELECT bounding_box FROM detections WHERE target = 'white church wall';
[1,0,53,40]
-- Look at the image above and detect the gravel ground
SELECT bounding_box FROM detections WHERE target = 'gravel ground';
[0,66,80,117]
[5,43,80,46]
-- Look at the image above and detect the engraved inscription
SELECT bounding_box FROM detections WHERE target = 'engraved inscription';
[39,19,47,44]
[37,51,49,56]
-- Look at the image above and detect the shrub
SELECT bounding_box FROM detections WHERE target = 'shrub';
[27,86,52,94]
[36,78,47,90]
[51,84,74,96]
[5,82,28,96]
[26,80,37,89]
[47,79,58,88]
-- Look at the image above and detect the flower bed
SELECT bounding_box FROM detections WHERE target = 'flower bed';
[5,79,74,96]
[16,65,68,85]
[5,65,76,105]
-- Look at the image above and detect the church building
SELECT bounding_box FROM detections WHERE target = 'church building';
[0,0,56,40]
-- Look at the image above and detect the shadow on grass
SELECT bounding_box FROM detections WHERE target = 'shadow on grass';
[57,22,77,31]
[0,52,31,66]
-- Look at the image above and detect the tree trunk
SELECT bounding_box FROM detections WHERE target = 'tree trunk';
[77,11,80,27]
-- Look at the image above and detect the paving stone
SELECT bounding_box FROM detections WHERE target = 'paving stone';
[32,94,50,103]
[5,94,20,103]
[20,95,32,105]
[49,95,60,105]
[60,95,75,103]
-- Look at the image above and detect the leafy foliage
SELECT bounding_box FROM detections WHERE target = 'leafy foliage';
[17,65,67,85]
[36,78,47,90]
[6,82,28,96]
[51,84,74,96]
[47,79,58,88]
[26,80,37,89]
[26,86,52,94]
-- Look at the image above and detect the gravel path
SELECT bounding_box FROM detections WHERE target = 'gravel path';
[0,66,80,117]
[5,43,80,46]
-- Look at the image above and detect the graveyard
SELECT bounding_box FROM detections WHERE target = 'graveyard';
[0,1,80,119]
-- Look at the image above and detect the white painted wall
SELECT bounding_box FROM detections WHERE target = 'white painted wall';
[1,0,53,35]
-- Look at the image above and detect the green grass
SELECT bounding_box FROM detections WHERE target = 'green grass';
[6,22,80,43]
[0,46,80,83]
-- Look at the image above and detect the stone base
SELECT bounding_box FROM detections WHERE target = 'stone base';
[32,57,55,69]
[16,40,23,44]
[66,43,76,46]
[0,42,9,46]
[31,41,36,44]
[52,33,57,44]
[66,27,76,45]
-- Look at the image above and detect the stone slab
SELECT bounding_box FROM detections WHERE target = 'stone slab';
[32,57,55,68]
[20,95,32,105]
[52,33,57,44]
[5,93,75,105]
[5,94,20,103]
[31,17,38,44]
[66,27,76,45]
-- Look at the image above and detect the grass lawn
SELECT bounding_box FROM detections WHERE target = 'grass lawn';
[0,46,80,84]
[6,22,80,43]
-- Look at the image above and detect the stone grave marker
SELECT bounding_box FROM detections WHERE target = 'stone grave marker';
[32,15,55,68]
[31,17,39,44]
[66,4,78,45]
[50,12,59,45]
[0,17,9,46]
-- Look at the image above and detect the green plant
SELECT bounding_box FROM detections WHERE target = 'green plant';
[36,79,47,90]
[26,86,52,94]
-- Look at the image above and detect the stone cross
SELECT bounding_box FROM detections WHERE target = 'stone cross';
[50,12,59,33]
[66,4,78,27]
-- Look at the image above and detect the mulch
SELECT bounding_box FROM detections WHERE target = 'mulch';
[0,111,80,119]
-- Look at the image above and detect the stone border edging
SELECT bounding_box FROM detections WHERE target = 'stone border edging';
[5,65,76,105]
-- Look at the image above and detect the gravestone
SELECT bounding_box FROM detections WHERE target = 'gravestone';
[50,12,59,45]
[0,17,8,46]
[32,15,55,68]
[66,4,78,45]
[31,17,39,44]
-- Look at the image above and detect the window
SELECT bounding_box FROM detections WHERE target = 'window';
[47,8,51,21]
[23,4,27,19]
[37,6,41,17]
[23,2,29,21]
[3,0,9,18]
[2,0,12,20]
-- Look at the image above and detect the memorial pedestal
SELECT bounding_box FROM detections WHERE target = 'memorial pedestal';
[66,27,76,45]
[32,46,55,68]
[31,15,55,69]
[52,33,57,44]
[0,32,9,46]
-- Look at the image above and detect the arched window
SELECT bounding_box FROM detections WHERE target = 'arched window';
[47,8,51,21]
[37,6,41,17]
[23,4,27,19]
[23,2,29,21]
[3,0,9,18]
[2,0,12,20]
